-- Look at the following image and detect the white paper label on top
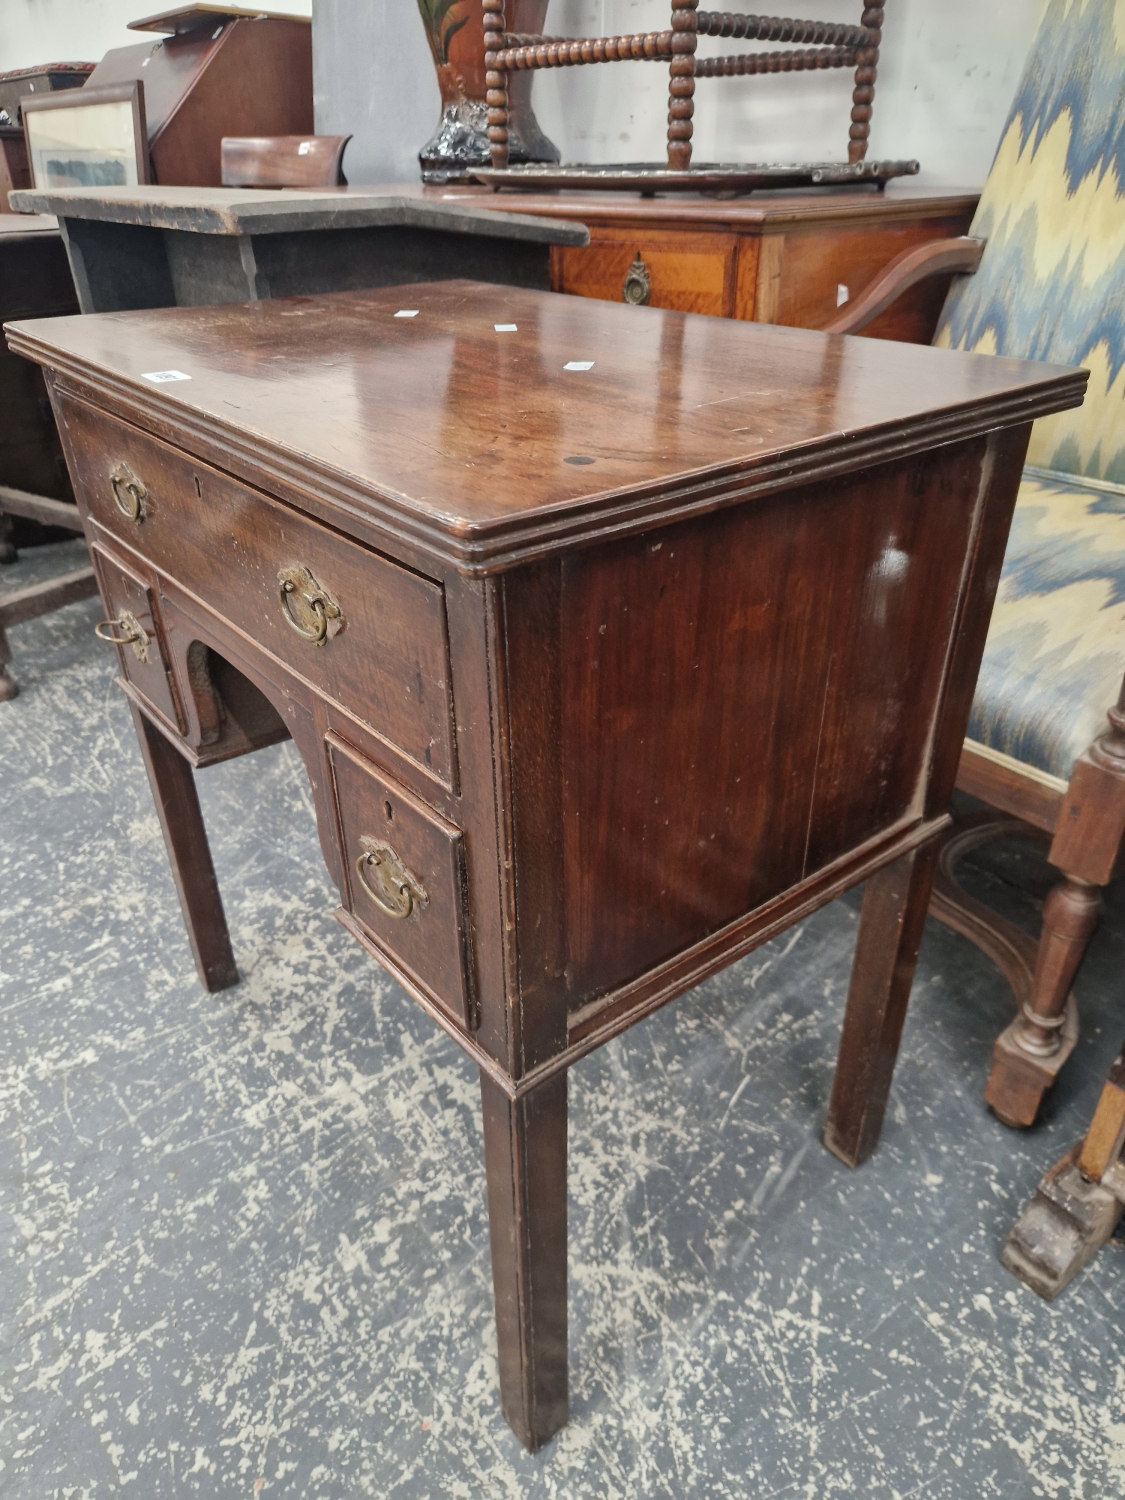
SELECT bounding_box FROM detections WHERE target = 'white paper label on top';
[564,361,595,372]
[494,323,518,332]
[394,309,419,318]
[141,370,191,383]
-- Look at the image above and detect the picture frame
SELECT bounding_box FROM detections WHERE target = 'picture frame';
[22,81,150,191]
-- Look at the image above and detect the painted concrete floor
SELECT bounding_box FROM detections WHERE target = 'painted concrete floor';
[2,537,1124,1499]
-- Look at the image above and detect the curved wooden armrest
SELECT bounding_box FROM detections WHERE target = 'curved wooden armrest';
[823,236,986,336]
[221,134,353,189]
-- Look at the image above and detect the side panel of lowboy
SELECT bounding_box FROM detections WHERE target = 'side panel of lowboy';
[503,441,989,1017]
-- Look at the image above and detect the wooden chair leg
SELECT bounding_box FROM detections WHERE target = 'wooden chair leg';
[129,701,238,992]
[1001,1041,1125,1299]
[480,1068,568,1451]
[667,0,698,171]
[987,682,1125,1126]
[483,1,510,170]
[984,873,1100,1126]
[824,837,942,1168]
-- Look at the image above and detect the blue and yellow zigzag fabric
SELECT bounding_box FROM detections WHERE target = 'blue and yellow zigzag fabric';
[935,0,1125,483]
[967,470,1125,778]
[933,0,1125,780]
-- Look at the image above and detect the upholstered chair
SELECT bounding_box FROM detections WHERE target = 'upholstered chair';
[826,0,1125,1138]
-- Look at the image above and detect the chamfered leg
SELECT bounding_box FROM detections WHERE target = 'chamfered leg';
[480,1068,568,1451]
[129,700,238,992]
[824,837,942,1168]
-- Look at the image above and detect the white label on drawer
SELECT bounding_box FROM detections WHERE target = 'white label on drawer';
[141,369,191,383]
[495,323,518,332]
[564,361,595,371]
[394,309,419,318]
[837,284,850,306]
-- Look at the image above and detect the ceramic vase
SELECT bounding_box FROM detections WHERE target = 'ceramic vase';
[417,0,560,183]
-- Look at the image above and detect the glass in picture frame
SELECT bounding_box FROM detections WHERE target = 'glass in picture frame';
[22,81,149,190]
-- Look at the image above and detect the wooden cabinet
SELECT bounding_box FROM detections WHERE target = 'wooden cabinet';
[11,280,1081,1453]
[557,226,739,317]
[438,184,978,342]
[83,14,312,188]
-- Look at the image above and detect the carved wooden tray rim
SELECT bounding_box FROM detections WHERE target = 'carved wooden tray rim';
[471,159,920,194]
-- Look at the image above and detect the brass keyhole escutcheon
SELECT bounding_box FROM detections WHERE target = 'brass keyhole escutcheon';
[277,565,343,646]
[94,611,150,663]
[355,836,428,921]
[623,252,651,306]
[109,463,148,523]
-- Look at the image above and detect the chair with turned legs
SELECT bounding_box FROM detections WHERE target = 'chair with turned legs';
[476,2,918,191]
[823,0,1125,1135]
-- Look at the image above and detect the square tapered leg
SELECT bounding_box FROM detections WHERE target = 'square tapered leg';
[130,702,238,992]
[480,1069,568,1451]
[824,838,942,1168]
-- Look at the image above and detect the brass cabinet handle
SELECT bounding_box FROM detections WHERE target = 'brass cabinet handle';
[109,463,148,522]
[623,252,651,306]
[94,612,150,663]
[277,564,342,646]
[355,835,428,920]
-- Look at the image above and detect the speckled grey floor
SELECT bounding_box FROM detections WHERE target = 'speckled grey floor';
[2,537,1125,1499]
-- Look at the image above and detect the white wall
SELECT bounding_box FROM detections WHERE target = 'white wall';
[317,0,1047,190]
[314,0,438,184]
[0,0,310,75]
[3,0,1044,190]
[530,0,1048,188]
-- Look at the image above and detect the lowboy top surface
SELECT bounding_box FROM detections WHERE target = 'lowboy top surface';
[6,280,1086,571]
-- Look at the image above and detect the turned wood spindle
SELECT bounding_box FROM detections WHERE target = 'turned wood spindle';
[484,0,510,170]
[1089,682,1125,778]
[1007,681,1125,1058]
[848,1,884,164]
[667,0,699,172]
[1011,682,1125,1058]
[1011,876,1103,1057]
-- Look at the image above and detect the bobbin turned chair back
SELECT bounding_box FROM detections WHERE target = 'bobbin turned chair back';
[482,2,885,171]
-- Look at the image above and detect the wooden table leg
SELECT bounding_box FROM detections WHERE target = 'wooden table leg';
[480,1068,568,1452]
[129,701,238,992]
[824,837,942,1168]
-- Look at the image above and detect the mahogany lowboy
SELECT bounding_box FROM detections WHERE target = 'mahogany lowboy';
[5,284,1085,1450]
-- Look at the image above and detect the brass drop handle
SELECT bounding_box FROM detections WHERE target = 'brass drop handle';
[623,252,651,306]
[277,565,342,646]
[109,463,148,522]
[94,612,151,663]
[355,836,428,920]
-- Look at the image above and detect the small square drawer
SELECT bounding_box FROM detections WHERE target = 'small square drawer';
[91,544,185,732]
[329,734,477,1031]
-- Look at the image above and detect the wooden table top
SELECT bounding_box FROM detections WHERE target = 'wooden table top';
[416,181,982,231]
[6,280,1085,573]
[4,185,589,245]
